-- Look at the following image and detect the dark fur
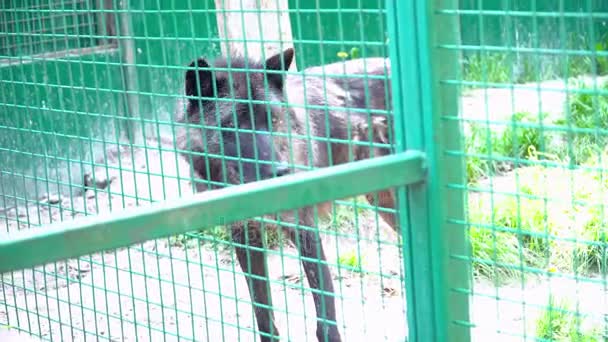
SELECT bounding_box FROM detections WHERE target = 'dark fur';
[176,48,395,342]
[283,57,396,229]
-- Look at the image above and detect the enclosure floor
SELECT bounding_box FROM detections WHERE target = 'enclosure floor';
[4,74,608,341]
[1,139,408,342]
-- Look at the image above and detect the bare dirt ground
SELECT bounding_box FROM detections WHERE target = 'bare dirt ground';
[3,75,608,341]
[1,140,409,342]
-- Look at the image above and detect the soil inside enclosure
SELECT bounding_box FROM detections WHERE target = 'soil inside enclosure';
[1,140,410,342]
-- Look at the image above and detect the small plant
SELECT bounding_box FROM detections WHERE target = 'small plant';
[593,32,608,75]
[337,47,361,60]
[337,248,365,273]
[194,223,288,251]
[320,197,368,233]
[262,225,288,249]
[534,294,601,341]
[198,225,231,248]
[169,233,201,249]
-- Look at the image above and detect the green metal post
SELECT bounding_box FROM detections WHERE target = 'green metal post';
[118,0,139,144]
[0,151,426,274]
[386,0,471,341]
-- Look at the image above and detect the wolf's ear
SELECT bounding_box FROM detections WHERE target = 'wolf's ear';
[265,47,294,71]
[185,58,214,104]
[264,48,294,89]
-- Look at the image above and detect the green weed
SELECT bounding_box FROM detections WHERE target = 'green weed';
[169,233,202,249]
[596,35,608,75]
[337,47,361,60]
[198,225,232,249]
[321,197,368,233]
[534,294,601,341]
[169,222,287,252]
[263,226,288,249]
[337,248,365,273]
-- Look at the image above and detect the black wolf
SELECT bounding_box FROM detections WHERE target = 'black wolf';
[176,47,395,342]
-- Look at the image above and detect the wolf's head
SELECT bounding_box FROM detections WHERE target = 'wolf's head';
[177,48,295,189]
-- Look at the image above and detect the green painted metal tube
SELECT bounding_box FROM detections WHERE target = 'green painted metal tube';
[386,0,471,341]
[0,150,426,274]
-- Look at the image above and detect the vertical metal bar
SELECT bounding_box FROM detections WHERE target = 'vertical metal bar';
[386,0,471,341]
[118,0,138,144]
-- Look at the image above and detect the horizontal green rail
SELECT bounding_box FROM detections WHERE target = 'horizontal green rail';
[0,150,427,274]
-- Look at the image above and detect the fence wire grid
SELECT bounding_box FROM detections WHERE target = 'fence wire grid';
[2,0,608,342]
[1,1,406,342]
[450,0,608,341]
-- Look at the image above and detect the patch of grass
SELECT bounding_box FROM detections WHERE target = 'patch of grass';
[499,112,549,160]
[495,197,551,259]
[596,35,608,75]
[168,225,231,250]
[198,225,232,249]
[169,222,287,252]
[262,225,288,249]
[465,111,555,183]
[170,198,373,254]
[556,80,608,165]
[467,223,521,283]
[457,106,608,281]
[469,157,608,281]
[463,52,511,86]
[169,233,203,249]
[465,123,501,182]
[462,33,608,89]
[571,204,608,274]
[321,197,369,233]
[534,294,601,341]
[465,90,608,184]
[468,191,550,282]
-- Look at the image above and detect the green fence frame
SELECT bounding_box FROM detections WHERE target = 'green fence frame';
[0,1,473,341]
[0,151,426,273]
[387,1,470,340]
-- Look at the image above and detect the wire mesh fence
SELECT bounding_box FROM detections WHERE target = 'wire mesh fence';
[450,0,608,340]
[1,1,414,341]
[3,0,608,341]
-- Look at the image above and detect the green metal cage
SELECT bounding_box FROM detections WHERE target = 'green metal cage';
[2,1,608,341]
